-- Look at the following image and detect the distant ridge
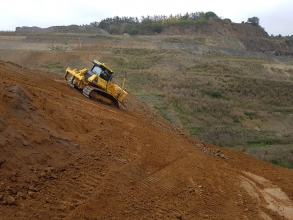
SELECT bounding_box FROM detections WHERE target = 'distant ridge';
[15,25,110,35]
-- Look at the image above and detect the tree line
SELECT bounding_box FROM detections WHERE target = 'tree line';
[84,12,226,35]
[84,12,262,35]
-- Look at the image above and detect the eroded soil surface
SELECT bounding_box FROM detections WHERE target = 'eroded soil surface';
[1,60,293,219]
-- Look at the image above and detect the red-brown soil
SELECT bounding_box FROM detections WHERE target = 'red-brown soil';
[1,60,293,219]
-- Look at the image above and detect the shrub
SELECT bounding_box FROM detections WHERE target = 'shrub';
[205,11,218,19]
[130,28,139,35]
[247,17,260,26]
[244,111,257,120]
[223,18,232,23]
[108,25,119,34]
[246,138,274,146]
[271,158,293,169]
[232,116,240,123]
[151,23,163,33]
[203,89,222,98]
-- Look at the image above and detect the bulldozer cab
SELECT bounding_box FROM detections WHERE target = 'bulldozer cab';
[91,60,114,82]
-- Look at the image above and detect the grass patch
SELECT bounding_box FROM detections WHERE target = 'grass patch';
[49,45,68,51]
[244,111,257,120]
[246,138,274,146]
[271,158,293,169]
[42,62,63,69]
[153,103,171,122]
[202,89,222,98]
[154,103,168,111]
[247,145,293,169]
[113,55,162,70]
[137,93,165,98]
[286,68,293,73]
[171,99,185,116]
[232,116,241,123]
[189,126,201,136]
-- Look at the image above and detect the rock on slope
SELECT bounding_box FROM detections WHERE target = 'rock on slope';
[0,60,293,219]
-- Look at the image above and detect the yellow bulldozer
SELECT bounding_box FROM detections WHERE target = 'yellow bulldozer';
[64,60,127,108]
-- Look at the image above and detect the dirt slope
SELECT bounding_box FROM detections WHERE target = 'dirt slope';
[1,60,293,220]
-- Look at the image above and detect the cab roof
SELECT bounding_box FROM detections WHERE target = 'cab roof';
[93,60,114,74]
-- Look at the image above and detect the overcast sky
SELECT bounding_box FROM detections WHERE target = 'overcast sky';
[1,0,292,36]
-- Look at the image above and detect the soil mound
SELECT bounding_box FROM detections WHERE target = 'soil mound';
[3,85,33,110]
[0,60,293,219]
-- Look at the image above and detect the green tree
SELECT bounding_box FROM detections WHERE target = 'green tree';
[89,21,99,27]
[130,28,139,35]
[151,23,163,33]
[223,18,232,23]
[197,12,208,24]
[180,12,190,20]
[247,17,259,26]
[205,11,218,19]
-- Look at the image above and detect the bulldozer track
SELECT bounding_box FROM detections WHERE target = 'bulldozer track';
[82,85,119,108]
[65,74,120,108]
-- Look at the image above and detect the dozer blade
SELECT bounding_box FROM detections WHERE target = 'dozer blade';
[82,85,119,108]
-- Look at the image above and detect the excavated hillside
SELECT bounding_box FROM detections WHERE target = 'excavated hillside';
[162,20,293,56]
[1,60,293,219]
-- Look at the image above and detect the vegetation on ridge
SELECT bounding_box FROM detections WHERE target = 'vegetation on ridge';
[85,12,261,35]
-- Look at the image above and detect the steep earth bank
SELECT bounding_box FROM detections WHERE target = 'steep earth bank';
[1,60,293,219]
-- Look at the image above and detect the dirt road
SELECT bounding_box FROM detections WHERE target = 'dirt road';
[0,60,293,219]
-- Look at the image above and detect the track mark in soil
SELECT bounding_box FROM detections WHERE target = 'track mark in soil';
[81,174,102,194]
[137,164,179,196]
[240,171,293,219]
